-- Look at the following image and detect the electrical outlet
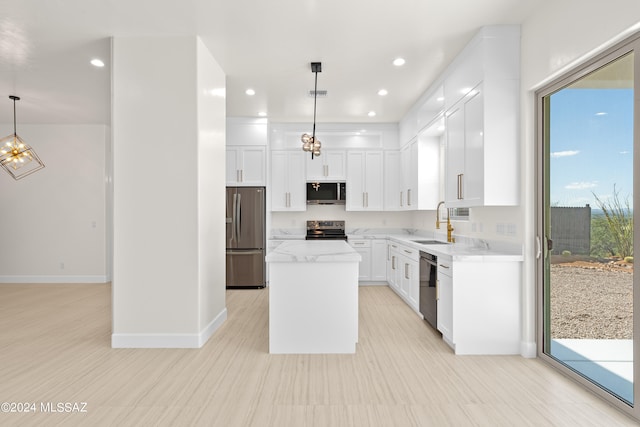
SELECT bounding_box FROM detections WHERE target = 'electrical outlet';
[496,223,505,234]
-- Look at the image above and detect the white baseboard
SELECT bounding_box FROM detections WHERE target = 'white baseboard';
[0,275,108,284]
[111,308,228,349]
[359,281,388,286]
[198,308,228,347]
[521,341,537,358]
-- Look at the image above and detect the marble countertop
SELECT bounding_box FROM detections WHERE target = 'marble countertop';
[268,229,523,262]
[265,240,362,263]
[385,235,523,262]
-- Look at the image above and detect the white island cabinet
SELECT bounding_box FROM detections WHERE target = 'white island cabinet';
[265,240,361,354]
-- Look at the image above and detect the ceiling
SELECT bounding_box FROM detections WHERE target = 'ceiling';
[0,0,544,126]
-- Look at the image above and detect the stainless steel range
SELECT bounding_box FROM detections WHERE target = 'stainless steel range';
[305,220,347,240]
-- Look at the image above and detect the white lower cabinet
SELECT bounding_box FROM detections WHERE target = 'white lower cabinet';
[350,239,387,283]
[436,257,453,345]
[349,239,371,281]
[386,240,420,313]
[387,242,400,292]
[371,240,387,281]
[436,256,521,355]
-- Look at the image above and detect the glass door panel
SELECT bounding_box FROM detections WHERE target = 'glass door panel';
[543,52,634,404]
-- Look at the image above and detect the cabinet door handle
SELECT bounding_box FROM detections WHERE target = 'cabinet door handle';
[407,189,412,206]
[404,249,412,254]
[439,264,450,269]
[400,191,403,207]
[324,165,328,177]
[387,245,391,260]
[362,193,366,208]
[353,242,365,246]
[286,192,290,208]
[392,256,396,269]
[457,174,463,199]
[366,192,369,208]
[237,170,240,182]
[240,169,243,183]
[436,279,439,300]
[404,263,409,279]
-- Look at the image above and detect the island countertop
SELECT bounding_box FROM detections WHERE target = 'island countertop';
[265,240,362,263]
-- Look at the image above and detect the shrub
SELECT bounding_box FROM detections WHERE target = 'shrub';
[593,186,633,259]
[624,256,633,264]
[562,250,571,256]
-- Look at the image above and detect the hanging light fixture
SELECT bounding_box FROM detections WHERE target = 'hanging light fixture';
[301,62,322,159]
[0,95,45,180]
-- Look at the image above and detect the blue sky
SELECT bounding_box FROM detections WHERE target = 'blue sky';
[549,88,633,208]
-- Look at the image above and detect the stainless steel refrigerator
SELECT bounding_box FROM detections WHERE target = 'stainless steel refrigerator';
[226,187,266,288]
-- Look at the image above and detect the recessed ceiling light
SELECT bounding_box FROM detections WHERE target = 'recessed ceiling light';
[258,112,267,117]
[378,89,388,96]
[90,58,105,67]
[245,88,256,96]
[393,58,406,67]
[437,96,444,102]
[368,111,376,117]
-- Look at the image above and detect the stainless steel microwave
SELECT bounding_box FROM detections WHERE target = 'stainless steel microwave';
[306,182,346,205]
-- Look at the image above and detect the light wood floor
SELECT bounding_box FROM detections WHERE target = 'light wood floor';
[0,283,637,426]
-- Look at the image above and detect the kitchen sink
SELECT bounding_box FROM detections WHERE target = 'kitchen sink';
[412,240,449,245]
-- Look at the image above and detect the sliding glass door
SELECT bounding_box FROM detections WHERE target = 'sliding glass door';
[538,40,638,412]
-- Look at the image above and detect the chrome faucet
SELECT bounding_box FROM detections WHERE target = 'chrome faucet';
[435,201,445,229]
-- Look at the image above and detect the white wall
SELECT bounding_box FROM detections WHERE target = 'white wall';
[111,36,226,348]
[0,124,108,283]
[518,3,640,357]
[196,38,227,336]
[271,206,414,233]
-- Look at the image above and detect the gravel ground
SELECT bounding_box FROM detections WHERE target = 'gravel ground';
[550,263,633,339]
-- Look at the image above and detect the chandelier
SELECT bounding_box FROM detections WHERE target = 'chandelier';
[301,62,322,159]
[0,95,45,180]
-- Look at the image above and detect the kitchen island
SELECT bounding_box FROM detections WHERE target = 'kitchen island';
[265,240,361,354]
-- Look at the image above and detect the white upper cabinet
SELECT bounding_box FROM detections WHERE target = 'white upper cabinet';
[226,118,267,186]
[346,151,383,211]
[226,146,266,186]
[398,130,440,211]
[443,26,520,207]
[399,108,418,147]
[271,151,306,211]
[306,150,346,181]
[384,151,402,210]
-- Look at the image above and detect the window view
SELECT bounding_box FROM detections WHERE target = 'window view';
[542,52,634,404]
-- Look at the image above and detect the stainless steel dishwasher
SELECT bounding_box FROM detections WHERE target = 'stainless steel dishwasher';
[419,251,438,330]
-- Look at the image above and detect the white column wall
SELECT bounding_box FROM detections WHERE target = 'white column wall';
[0,124,108,283]
[111,36,226,348]
[196,38,227,337]
[520,3,640,357]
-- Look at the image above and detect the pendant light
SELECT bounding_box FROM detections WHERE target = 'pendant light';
[0,95,45,180]
[301,62,322,159]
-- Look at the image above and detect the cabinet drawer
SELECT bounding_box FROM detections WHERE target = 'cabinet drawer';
[398,245,419,262]
[349,239,371,248]
[437,258,452,277]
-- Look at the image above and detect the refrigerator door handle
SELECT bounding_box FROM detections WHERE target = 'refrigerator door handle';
[236,193,242,241]
[231,193,237,241]
[226,249,264,256]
